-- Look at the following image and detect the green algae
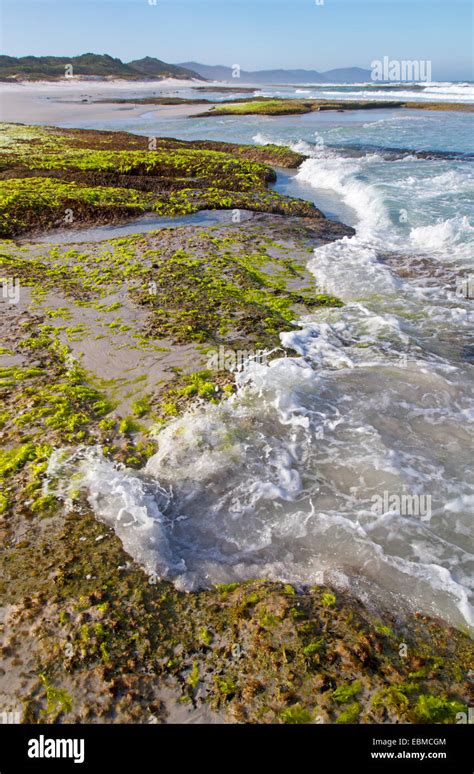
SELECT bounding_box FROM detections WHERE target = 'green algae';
[412,695,466,724]
[217,583,241,594]
[279,704,313,724]
[336,702,361,724]
[3,529,473,725]
[332,680,361,704]
[303,639,324,656]
[208,99,317,116]
[39,674,73,716]
[0,122,305,168]
[0,320,150,517]
[215,676,237,697]
[198,627,213,647]
[0,443,37,481]
[137,247,340,346]
[0,177,149,237]
[131,396,151,417]
[187,662,200,690]
[0,123,322,237]
[205,98,474,117]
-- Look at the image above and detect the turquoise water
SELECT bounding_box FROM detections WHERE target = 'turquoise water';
[63,104,474,155]
[43,85,474,630]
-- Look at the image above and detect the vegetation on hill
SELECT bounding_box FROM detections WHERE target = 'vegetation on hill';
[0,54,204,81]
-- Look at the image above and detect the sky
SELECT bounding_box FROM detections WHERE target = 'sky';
[1,0,472,80]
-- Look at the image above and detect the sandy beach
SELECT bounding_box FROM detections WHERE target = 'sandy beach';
[0,80,212,124]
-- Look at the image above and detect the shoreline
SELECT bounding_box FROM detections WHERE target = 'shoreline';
[2,81,473,128]
[0,122,472,724]
[0,96,207,125]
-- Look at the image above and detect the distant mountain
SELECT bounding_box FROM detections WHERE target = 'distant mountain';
[0,54,204,81]
[320,67,372,83]
[179,63,236,82]
[179,62,372,84]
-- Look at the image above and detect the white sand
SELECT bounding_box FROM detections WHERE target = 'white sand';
[0,79,212,125]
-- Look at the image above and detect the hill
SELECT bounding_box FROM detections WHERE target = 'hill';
[0,53,204,81]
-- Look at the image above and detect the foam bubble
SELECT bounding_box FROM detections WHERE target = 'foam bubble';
[410,215,474,253]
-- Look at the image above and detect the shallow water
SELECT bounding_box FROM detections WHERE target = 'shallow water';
[27,208,254,245]
[40,88,473,631]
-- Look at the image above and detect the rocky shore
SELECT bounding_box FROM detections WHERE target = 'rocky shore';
[0,123,472,724]
[198,98,474,117]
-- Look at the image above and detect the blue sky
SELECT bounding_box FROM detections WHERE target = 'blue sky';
[1,0,472,79]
